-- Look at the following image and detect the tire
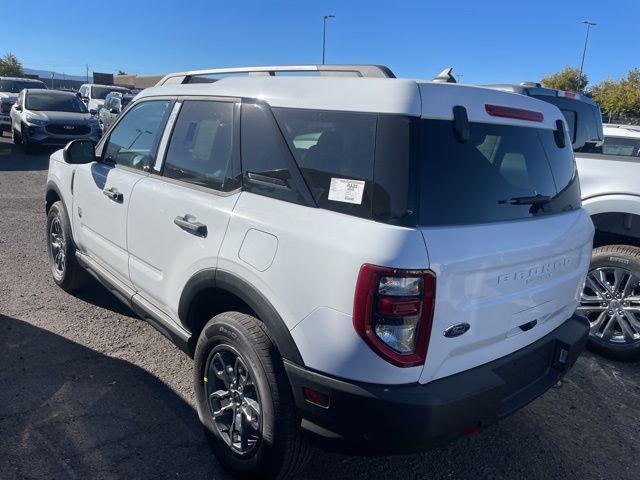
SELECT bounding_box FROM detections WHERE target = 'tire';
[580,245,640,361]
[20,123,34,153]
[194,312,310,480]
[11,125,21,145]
[46,201,88,292]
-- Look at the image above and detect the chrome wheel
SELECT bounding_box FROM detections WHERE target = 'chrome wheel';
[579,267,640,344]
[205,345,261,455]
[49,215,66,278]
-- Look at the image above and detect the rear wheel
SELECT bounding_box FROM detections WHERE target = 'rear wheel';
[579,245,640,361]
[194,312,310,479]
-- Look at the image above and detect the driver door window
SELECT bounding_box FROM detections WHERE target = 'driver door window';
[103,100,171,170]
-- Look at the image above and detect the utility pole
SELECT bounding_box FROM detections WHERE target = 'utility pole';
[578,20,596,92]
[322,15,335,64]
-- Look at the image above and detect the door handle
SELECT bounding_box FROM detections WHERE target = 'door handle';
[174,215,207,237]
[102,187,123,203]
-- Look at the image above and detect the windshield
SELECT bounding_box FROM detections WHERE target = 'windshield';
[26,93,88,113]
[92,86,131,99]
[417,120,580,226]
[531,95,603,151]
[0,79,47,93]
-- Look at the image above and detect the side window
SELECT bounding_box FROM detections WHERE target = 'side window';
[272,107,377,218]
[103,100,171,170]
[163,100,238,191]
[240,102,306,204]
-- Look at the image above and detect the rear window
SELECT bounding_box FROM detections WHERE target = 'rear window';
[531,95,603,151]
[602,136,640,157]
[417,120,581,226]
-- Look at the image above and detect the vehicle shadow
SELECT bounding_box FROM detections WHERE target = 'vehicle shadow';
[0,314,232,480]
[0,136,56,171]
[73,280,139,318]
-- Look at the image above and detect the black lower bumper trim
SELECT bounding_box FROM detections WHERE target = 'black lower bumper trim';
[285,314,589,455]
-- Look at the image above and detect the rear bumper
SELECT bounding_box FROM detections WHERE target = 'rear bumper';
[285,314,589,455]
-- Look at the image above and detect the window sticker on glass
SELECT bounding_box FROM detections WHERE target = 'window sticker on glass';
[328,178,365,205]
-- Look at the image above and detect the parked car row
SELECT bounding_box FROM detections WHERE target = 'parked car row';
[0,77,138,150]
[43,64,622,480]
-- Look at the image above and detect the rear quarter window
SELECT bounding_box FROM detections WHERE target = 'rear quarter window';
[273,108,377,219]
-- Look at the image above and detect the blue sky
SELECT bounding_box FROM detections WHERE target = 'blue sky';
[3,0,638,86]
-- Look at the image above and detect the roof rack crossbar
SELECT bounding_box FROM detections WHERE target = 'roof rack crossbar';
[156,64,395,86]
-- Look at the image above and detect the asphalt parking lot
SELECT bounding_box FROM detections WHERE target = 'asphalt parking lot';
[0,134,639,480]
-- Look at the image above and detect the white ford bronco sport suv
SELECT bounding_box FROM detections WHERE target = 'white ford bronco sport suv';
[46,65,593,479]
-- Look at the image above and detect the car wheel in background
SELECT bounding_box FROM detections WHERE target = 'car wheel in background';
[194,312,310,480]
[579,245,640,361]
[20,123,34,153]
[11,126,21,145]
[47,201,88,292]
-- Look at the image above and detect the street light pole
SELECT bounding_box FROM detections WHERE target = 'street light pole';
[322,15,335,64]
[578,20,596,92]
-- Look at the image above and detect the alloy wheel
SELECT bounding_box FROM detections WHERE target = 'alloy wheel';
[579,266,640,344]
[204,345,262,455]
[49,215,66,277]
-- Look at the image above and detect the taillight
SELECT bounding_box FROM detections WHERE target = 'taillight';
[353,264,435,367]
[485,104,544,122]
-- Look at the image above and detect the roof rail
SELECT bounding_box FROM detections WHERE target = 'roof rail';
[155,64,396,86]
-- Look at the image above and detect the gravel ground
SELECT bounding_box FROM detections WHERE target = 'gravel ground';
[1,134,638,480]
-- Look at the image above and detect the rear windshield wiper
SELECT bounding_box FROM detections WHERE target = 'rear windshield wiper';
[498,194,551,206]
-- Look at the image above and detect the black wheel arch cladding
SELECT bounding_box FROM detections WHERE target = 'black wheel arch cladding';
[179,268,304,366]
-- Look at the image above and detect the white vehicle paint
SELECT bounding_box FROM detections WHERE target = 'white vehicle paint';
[46,69,593,474]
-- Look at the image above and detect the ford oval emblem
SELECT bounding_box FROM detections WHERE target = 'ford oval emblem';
[443,323,470,338]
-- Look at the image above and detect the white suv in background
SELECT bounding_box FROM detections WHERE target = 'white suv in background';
[45,65,593,479]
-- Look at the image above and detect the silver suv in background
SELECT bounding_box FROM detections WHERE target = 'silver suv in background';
[98,91,135,131]
[10,89,101,152]
[77,83,132,113]
[486,82,640,360]
[0,77,47,135]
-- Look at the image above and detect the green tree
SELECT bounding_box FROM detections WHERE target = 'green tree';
[0,52,24,77]
[540,66,587,93]
[591,68,640,121]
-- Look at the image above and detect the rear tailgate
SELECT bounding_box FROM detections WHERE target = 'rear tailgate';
[419,209,593,384]
[415,83,593,384]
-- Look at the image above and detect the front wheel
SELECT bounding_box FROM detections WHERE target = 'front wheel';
[579,245,640,361]
[20,123,34,153]
[194,312,310,479]
[47,201,88,292]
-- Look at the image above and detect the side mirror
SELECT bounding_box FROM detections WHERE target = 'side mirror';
[89,108,97,115]
[63,139,95,164]
[14,105,22,111]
